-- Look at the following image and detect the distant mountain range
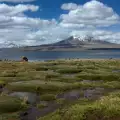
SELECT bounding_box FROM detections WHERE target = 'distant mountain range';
[8,36,120,51]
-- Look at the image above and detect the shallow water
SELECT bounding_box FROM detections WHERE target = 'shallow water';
[57,90,81,101]
[81,80,103,84]
[9,92,39,104]
[112,70,120,73]
[84,88,104,99]
[20,87,111,120]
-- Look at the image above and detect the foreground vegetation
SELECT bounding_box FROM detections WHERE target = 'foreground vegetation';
[0,59,120,120]
[39,91,120,120]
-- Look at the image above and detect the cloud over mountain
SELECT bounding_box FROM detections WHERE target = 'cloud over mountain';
[0,0,120,47]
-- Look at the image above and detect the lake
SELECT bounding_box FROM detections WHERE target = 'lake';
[0,49,120,61]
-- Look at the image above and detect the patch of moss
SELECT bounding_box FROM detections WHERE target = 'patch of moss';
[1,71,16,77]
[76,74,120,81]
[40,94,56,101]
[35,66,49,71]
[0,112,19,120]
[38,91,120,120]
[37,103,48,109]
[57,68,82,74]
[0,96,22,113]
[0,80,6,86]
[56,98,66,105]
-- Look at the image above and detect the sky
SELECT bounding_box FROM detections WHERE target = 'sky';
[0,0,120,47]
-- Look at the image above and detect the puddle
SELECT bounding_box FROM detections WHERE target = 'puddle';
[20,104,60,120]
[112,70,120,73]
[57,90,81,101]
[63,74,75,78]
[10,81,29,85]
[81,80,103,84]
[0,84,9,94]
[0,86,4,93]
[39,101,48,105]
[2,87,9,94]
[57,87,105,101]
[11,81,25,84]
[9,92,40,104]
[84,87,105,100]
[19,87,113,120]
[20,89,82,120]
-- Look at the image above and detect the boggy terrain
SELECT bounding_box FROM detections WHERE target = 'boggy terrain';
[0,59,120,120]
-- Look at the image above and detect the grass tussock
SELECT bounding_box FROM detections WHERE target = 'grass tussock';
[76,74,120,81]
[0,112,19,120]
[37,103,48,109]
[40,94,56,101]
[57,68,82,74]
[39,91,120,120]
[0,59,119,118]
[0,96,23,113]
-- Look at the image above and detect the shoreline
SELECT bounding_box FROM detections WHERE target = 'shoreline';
[1,58,120,63]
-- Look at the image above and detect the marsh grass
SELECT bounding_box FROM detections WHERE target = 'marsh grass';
[57,68,82,74]
[7,79,120,94]
[0,112,19,120]
[0,60,120,119]
[6,80,100,93]
[40,94,56,101]
[0,80,6,86]
[57,77,82,83]
[37,103,48,109]
[45,73,61,80]
[39,91,120,120]
[1,70,17,77]
[0,96,23,113]
[76,74,120,81]
[6,80,71,93]
[56,98,66,105]
[35,66,49,71]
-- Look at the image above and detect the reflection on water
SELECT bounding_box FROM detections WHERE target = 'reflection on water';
[9,92,39,104]
[20,87,113,120]
[112,70,120,73]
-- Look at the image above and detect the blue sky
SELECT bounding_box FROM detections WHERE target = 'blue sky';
[0,0,120,47]
[3,0,120,19]
[37,0,120,19]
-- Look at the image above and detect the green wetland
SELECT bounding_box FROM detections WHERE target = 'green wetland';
[0,59,120,120]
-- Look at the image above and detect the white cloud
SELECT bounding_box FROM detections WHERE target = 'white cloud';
[0,3,57,29]
[70,30,120,44]
[0,0,35,3]
[0,0,120,48]
[61,3,78,10]
[0,4,39,16]
[25,26,70,45]
[60,0,120,28]
[0,3,57,47]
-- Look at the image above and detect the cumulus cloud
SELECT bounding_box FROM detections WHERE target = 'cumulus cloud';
[0,0,120,48]
[0,4,45,29]
[61,3,78,10]
[0,3,57,47]
[60,0,120,28]
[0,0,35,3]
[0,4,39,16]
[70,30,120,44]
